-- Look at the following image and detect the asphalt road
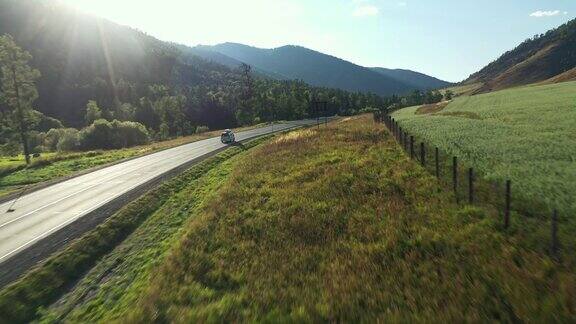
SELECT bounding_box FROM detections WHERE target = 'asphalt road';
[0,119,321,266]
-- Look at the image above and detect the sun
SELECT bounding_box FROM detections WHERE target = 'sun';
[60,0,136,23]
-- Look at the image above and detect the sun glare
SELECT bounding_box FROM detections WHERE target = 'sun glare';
[60,0,136,24]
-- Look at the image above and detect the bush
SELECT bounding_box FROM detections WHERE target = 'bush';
[115,120,150,147]
[195,125,209,134]
[0,141,20,156]
[44,128,80,152]
[56,129,81,151]
[27,131,45,153]
[35,115,64,132]
[79,119,149,150]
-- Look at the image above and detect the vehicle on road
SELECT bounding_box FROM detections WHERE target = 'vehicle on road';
[220,129,235,144]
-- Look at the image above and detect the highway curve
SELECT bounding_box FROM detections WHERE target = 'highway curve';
[0,119,323,286]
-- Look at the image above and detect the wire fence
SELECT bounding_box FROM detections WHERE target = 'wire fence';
[380,114,567,260]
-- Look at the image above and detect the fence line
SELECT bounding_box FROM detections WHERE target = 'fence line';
[381,114,563,259]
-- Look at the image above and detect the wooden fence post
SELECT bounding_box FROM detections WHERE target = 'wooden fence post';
[435,147,439,178]
[504,180,511,229]
[410,136,415,159]
[468,168,474,204]
[420,142,425,166]
[452,156,458,203]
[404,132,408,151]
[399,127,402,143]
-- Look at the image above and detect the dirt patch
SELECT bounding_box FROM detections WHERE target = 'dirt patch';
[338,116,359,123]
[471,42,562,94]
[539,67,576,85]
[416,101,450,115]
[274,129,316,144]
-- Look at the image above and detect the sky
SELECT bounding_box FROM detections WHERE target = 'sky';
[61,0,576,82]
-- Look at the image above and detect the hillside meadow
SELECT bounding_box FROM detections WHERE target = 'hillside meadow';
[2,115,573,322]
[123,114,573,322]
[392,81,576,217]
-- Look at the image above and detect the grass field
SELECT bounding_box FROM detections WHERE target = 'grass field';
[2,115,574,322]
[123,115,573,322]
[392,81,576,217]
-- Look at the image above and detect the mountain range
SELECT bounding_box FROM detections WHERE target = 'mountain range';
[188,43,452,96]
[0,0,391,129]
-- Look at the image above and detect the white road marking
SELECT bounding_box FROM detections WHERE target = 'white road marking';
[0,182,103,228]
[0,120,324,264]
[0,211,85,263]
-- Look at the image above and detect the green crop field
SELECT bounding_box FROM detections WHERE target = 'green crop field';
[392,81,576,217]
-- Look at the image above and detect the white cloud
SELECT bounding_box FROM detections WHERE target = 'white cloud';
[529,10,563,17]
[397,2,407,7]
[353,5,379,17]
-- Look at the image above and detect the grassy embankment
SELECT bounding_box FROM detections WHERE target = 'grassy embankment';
[2,114,573,322]
[392,81,576,217]
[30,114,573,322]
[0,123,275,198]
[0,136,271,324]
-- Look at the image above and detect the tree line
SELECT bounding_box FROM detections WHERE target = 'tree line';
[0,34,394,162]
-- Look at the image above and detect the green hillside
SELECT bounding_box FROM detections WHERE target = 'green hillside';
[392,81,576,216]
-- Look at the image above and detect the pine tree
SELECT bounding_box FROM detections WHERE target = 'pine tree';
[0,34,41,164]
[85,100,102,125]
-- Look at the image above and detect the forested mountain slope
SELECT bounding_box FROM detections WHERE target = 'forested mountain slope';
[182,45,290,80]
[204,42,449,96]
[463,18,576,93]
[0,0,238,128]
[370,67,451,90]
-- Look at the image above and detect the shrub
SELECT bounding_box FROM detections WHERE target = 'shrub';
[35,115,64,132]
[27,131,45,153]
[79,119,149,150]
[56,129,81,151]
[44,128,80,152]
[79,119,114,150]
[115,120,150,147]
[30,110,64,132]
[195,125,209,134]
[0,141,20,156]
